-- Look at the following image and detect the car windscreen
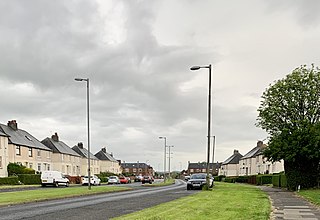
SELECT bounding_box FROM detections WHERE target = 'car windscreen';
[109,176,116,179]
[191,174,206,179]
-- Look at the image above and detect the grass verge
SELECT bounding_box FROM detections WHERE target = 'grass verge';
[0,186,130,206]
[297,189,320,206]
[112,182,270,220]
[142,179,175,187]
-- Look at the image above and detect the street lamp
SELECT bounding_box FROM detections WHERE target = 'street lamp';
[190,64,212,188]
[159,136,167,182]
[211,135,216,176]
[75,77,91,190]
[167,145,174,178]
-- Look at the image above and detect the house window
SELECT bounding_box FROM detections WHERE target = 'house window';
[29,163,33,169]
[133,168,137,172]
[28,148,33,157]
[37,149,41,157]
[16,146,21,155]
[125,168,129,173]
[0,156,2,169]
[47,164,50,171]
[37,163,41,172]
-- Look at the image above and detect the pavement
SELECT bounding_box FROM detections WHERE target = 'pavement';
[260,186,320,220]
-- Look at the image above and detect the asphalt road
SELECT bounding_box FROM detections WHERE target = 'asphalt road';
[0,179,197,220]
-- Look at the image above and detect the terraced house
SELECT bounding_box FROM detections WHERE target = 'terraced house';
[0,120,52,174]
[41,133,82,176]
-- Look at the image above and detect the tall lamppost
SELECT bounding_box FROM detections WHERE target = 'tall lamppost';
[158,136,167,182]
[168,145,174,178]
[211,135,216,176]
[75,77,91,190]
[190,64,212,188]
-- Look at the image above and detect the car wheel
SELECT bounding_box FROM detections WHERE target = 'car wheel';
[66,182,69,187]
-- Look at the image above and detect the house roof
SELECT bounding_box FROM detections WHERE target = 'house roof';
[95,149,118,162]
[41,137,80,157]
[241,141,266,159]
[187,162,220,170]
[222,151,243,165]
[72,143,98,160]
[0,130,8,137]
[0,123,51,151]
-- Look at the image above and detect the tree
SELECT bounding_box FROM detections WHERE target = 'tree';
[257,65,320,190]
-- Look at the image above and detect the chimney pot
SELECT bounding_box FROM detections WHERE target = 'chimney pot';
[7,120,18,130]
[52,132,59,142]
[78,142,83,149]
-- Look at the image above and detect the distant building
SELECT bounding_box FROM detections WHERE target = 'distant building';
[219,150,243,176]
[121,162,154,176]
[187,162,220,176]
[95,147,121,174]
[41,133,81,176]
[72,142,100,176]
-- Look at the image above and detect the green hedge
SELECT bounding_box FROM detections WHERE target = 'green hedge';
[256,174,273,185]
[224,177,236,183]
[236,176,249,183]
[272,175,280,187]
[213,175,226,182]
[0,176,20,185]
[280,174,287,188]
[17,174,41,185]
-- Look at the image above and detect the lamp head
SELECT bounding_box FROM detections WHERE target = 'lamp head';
[190,66,201,71]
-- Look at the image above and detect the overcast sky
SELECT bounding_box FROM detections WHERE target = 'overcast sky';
[1,0,320,172]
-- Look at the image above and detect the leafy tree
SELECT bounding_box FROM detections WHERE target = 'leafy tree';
[7,163,35,176]
[257,65,320,190]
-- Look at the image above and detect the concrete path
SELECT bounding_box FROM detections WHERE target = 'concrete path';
[260,186,320,220]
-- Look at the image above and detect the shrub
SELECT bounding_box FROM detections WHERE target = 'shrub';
[214,175,226,182]
[236,176,249,183]
[0,176,20,185]
[18,174,41,185]
[224,177,236,183]
[248,175,257,185]
[272,175,280,187]
[280,174,287,188]
[256,174,273,185]
[7,163,35,176]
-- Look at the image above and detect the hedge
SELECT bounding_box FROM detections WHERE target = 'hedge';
[17,174,41,185]
[0,176,20,185]
[272,175,280,187]
[280,174,287,188]
[256,174,273,185]
[224,177,236,183]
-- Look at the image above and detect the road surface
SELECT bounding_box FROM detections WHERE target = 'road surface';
[0,179,197,220]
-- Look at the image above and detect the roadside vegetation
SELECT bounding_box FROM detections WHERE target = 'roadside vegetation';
[298,189,320,206]
[0,186,130,206]
[142,179,175,187]
[113,182,270,220]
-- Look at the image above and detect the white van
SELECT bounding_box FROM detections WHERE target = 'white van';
[41,171,69,187]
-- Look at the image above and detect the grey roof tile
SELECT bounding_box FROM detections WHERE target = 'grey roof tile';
[41,137,80,157]
[0,123,51,151]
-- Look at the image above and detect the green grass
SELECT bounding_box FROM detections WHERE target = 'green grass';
[142,179,175,187]
[112,182,270,220]
[0,186,130,206]
[298,189,320,206]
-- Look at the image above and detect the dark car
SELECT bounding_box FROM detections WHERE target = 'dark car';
[141,176,153,184]
[187,173,213,190]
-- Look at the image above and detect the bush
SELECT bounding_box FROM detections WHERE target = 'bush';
[66,176,81,184]
[272,175,280,187]
[280,174,287,188]
[7,163,35,176]
[18,174,41,185]
[0,176,20,185]
[248,175,257,185]
[214,175,226,182]
[256,174,273,185]
[224,177,236,183]
[236,176,249,183]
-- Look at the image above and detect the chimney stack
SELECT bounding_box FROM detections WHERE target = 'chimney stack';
[78,142,83,149]
[7,120,18,131]
[257,141,263,148]
[52,132,59,142]
[234,149,239,154]
[102,147,106,153]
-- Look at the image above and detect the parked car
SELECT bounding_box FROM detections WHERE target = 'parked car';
[187,173,213,190]
[108,176,120,184]
[41,171,69,187]
[126,177,132,183]
[134,175,143,182]
[141,176,153,184]
[82,175,101,186]
[119,176,129,184]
